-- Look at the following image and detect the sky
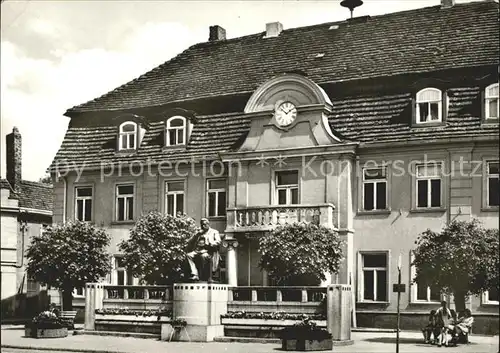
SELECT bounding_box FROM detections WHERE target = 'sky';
[0,0,483,181]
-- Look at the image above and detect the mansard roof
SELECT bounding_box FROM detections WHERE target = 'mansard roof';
[66,1,499,115]
[51,85,499,171]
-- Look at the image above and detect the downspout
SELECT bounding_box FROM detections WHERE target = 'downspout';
[62,174,67,223]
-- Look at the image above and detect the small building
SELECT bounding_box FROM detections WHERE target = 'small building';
[49,0,498,333]
[1,127,53,320]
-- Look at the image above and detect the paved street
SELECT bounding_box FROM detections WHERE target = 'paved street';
[1,326,499,353]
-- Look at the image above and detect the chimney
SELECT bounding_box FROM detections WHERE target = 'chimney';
[441,0,455,8]
[265,22,283,38]
[6,127,22,193]
[209,25,226,41]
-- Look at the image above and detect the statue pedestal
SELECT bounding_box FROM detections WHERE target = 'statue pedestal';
[161,283,229,342]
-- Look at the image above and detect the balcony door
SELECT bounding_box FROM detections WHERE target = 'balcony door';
[275,170,299,205]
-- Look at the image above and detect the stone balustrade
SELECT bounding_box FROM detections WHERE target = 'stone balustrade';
[228,286,327,315]
[104,285,171,301]
[225,204,335,233]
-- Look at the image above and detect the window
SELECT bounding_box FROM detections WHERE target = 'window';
[73,287,84,297]
[118,122,137,150]
[416,164,442,208]
[416,88,442,123]
[166,116,186,146]
[116,184,134,221]
[275,170,299,205]
[485,83,499,120]
[113,256,133,286]
[207,179,226,217]
[410,252,441,303]
[75,187,92,221]
[483,288,499,305]
[487,162,499,207]
[360,253,388,302]
[362,168,387,211]
[165,181,184,216]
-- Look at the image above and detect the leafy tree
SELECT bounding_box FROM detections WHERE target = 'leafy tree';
[413,219,499,312]
[258,223,343,286]
[26,221,111,311]
[119,212,198,285]
[38,174,52,184]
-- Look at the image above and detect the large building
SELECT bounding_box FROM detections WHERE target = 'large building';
[49,0,499,333]
[1,128,53,320]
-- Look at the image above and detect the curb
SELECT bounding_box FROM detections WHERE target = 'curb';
[74,330,160,339]
[1,345,128,353]
[352,328,397,333]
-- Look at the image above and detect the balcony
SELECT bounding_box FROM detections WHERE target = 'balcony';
[225,203,335,233]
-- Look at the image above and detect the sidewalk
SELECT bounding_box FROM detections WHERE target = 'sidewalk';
[1,325,498,353]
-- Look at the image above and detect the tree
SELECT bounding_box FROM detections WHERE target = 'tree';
[26,221,111,311]
[38,174,52,184]
[413,219,499,312]
[119,211,198,285]
[258,223,344,286]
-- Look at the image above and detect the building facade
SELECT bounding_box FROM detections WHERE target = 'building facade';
[49,0,499,333]
[1,128,53,320]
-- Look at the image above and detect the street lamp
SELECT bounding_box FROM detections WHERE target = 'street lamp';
[396,254,402,353]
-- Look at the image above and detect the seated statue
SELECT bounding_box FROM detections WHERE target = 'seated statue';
[185,218,221,282]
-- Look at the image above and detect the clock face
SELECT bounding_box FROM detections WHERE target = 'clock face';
[275,102,297,126]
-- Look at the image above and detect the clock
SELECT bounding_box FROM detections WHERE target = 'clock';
[274,101,297,127]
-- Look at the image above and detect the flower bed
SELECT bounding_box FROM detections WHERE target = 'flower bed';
[95,308,172,317]
[25,309,68,339]
[94,308,173,334]
[221,311,326,320]
[280,318,332,351]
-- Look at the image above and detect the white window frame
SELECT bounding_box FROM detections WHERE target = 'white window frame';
[485,83,499,120]
[206,178,227,218]
[416,88,442,124]
[486,161,499,208]
[75,186,93,222]
[357,251,390,303]
[165,180,185,217]
[115,184,135,221]
[111,255,135,286]
[362,167,388,211]
[118,121,137,150]
[410,251,442,303]
[166,116,187,146]
[274,170,300,205]
[73,287,85,298]
[482,290,499,305]
[416,163,443,209]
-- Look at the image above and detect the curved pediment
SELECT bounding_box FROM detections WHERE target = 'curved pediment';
[244,73,332,114]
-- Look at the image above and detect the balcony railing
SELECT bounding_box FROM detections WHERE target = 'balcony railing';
[104,285,172,301]
[225,204,335,232]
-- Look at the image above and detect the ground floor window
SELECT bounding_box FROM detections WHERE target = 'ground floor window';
[483,288,499,304]
[410,252,441,303]
[359,252,388,302]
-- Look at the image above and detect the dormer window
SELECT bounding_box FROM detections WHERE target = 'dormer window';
[166,116,186,146]
[416,88,442,124]
[119,122,137,150]
[485,83,499,120]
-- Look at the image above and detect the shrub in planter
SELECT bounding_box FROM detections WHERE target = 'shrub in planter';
[280,318,332,351]
[25,309,68,339]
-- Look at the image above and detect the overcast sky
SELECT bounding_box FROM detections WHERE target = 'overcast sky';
[0,0,482,181]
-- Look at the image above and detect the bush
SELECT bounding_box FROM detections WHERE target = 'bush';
[279,317,331,340]
[27,310,63,329]
[259,223,343,286]
[119,212,198,284]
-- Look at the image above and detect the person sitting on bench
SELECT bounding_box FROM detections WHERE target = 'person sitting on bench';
[422,310,439,344]
[452,309,474,344]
